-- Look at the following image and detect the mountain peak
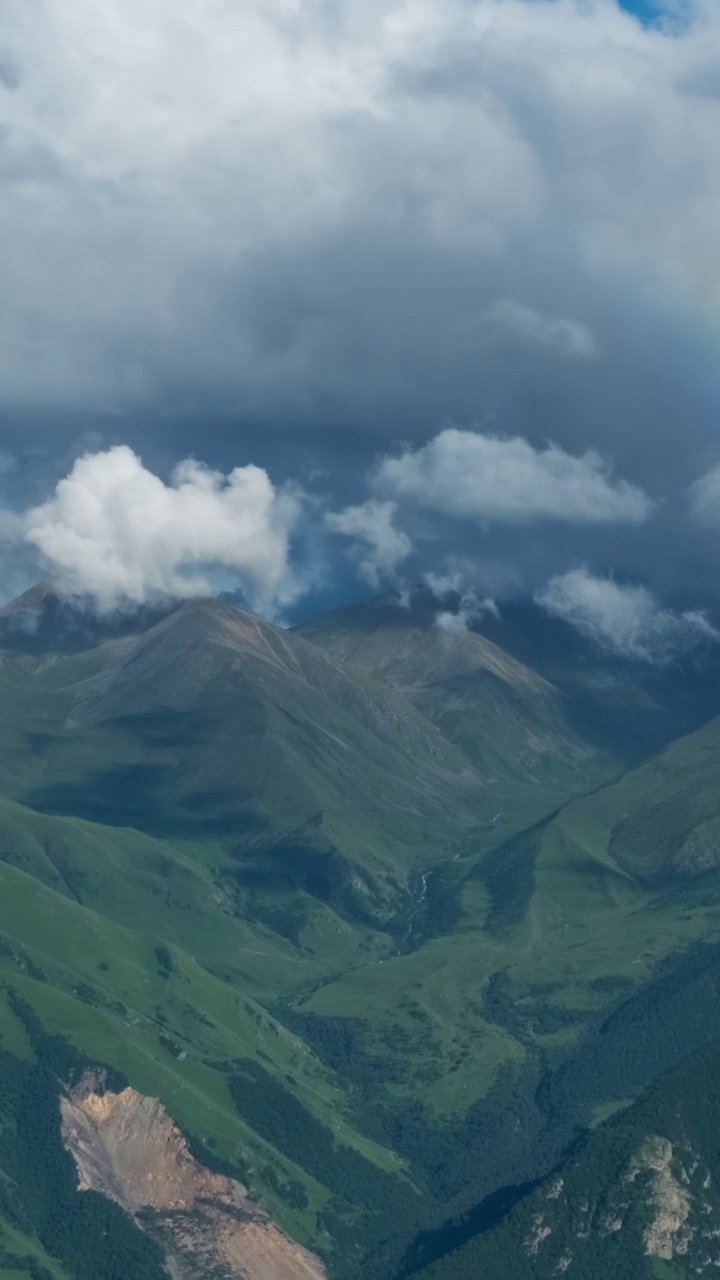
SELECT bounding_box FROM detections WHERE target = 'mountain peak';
[295,588,549,696]
[0,582,176,653]
[0,581,59,616]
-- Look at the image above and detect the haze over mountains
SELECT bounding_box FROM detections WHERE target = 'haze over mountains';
[2,582,720,1277]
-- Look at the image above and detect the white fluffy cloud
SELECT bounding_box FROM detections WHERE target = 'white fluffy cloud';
[535,567,719,663]
[326,499,411,586]
[375,428,651,525]
[20,446,302,612]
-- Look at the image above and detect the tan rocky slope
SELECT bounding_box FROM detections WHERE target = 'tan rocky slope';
[61,1080,326,1280]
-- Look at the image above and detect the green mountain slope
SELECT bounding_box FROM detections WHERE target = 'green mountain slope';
[300,586,720,766]
[468,592,720,758]
[296,590,617,826]
[0,591,491,1276]
[569,711,720,884]
[418,1040,720,1280]
[286,595,720,1122]
[2,586,720,1279]
[0,841,431,1278]
[0,594,491,881]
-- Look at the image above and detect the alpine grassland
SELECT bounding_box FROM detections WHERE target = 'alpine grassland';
[1,589,720,1277]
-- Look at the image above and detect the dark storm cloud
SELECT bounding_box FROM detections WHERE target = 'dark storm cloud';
[2,0,720,622]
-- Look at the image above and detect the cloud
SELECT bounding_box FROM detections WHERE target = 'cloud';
[1,0,720,447]
[535,567,719,663]
[482,300,598,358]
[424,569,500,632]
[435,597,500,633]
[0,510,24,543]
[375,428,652,525]
[326,499,411,586]
[689,463,720,523]
[3,1,720,607]
[19,446,302,613]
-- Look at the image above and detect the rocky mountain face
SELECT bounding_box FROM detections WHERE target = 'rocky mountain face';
[418,1044,720,1280]
[62,1079,326,1280]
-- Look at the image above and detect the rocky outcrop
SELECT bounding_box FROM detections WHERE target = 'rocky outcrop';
[61,1081,326,1280]
[669,819,720,876]
[628,1136,692,1260]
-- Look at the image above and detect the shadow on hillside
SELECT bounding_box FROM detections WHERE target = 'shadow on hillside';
[470,815,554,935]
[25,761,267,843]
[396,1176,541,1278]
[103,707,218,748]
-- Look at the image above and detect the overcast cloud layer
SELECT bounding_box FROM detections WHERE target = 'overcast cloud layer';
[2,0,720,641]
[4,0,720,434]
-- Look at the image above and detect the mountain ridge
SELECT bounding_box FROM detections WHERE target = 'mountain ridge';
[296,588,618,807]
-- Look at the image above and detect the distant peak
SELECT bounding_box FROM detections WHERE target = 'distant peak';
[0,581,59,615]
[297,583,465,640]
[0,582,177,654]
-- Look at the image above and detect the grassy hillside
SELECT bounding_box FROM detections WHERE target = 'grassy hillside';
[1,588,720,1278]
[0,849,433,1277]
[296,590,617,824]
[300,587,720,764]
[0,598,498,889]
[284,753,720,1124]
[417,1038,720,1280]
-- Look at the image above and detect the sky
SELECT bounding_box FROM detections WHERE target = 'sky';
[2,0,720,659]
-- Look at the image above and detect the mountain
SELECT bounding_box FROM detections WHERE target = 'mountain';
[0,581,169,652]
[468,591,720,757]
[2,584,720,1279]
[0,591,495,922]
[297,585,720,762]
[417,1038,720,1280]
[296,589,617,825]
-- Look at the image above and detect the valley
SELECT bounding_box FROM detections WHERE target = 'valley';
[0,585,719,1278]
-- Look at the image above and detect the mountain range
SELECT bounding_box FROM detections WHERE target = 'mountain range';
[1,582,720,1278]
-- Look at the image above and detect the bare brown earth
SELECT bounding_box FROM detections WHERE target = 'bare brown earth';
[61,1080,326,1280]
